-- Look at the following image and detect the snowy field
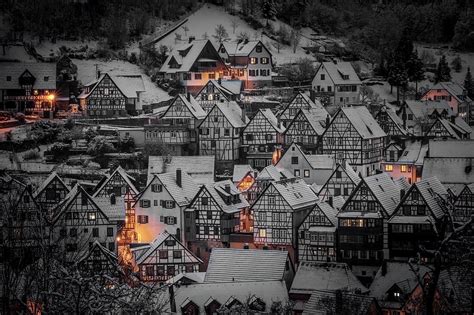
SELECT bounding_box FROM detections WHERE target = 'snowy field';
[152,4,313,65]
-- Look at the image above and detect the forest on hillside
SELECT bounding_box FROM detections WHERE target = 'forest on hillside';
[1,0,473,59]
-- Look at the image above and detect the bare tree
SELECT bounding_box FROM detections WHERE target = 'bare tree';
[290,28,301,53]
[231,19,239,34]
[213,24,229,44]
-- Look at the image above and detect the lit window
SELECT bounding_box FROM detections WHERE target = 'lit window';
[385,164,393,172]
[261,57,269,64]
[250,57,258,64]
[259,229,266,238]
[304,170,310,177]
[400,165,408,172]
[394,292,400,297]
[88,212,96,221]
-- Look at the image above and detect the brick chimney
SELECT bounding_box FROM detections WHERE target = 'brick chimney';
[176,168,182,188]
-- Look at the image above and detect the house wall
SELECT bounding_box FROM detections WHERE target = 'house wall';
[381,162,419,184]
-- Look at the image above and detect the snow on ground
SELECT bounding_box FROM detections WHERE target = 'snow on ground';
[153,4,313,65]
[33,39,99,58]
[73,59,172,104]
[0,44,36,62]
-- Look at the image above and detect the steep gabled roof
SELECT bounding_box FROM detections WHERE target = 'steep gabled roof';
[291,262,367,295]
[197,79,242,97]
[160,40,222,73]
[363,173,400,217]
[305,154,336,170]
[215,101,248,128]
[136,231,202,265]
[148,171,199,207]
[316,201,339,226]
[204,248,289,283]
[163,94,207,120]
[112,74,145,98]
[0,62,56,90]
[300,108,329,135]
[404,100,453,119]
[148,155,215,185]
[428,139,474,158]
[202,180,249,214]
[77,240,122,271]
[258,108,284,133]
[339,106,386,139]
[397,141,428,165]
[317,61,361,85]
[425,82,472,103]
[413,177,448,219]
[220,40,271,58]
[257,165,294,182]
[33,171,69,198]
[271,179,317,210]
[93,166,138,197]
[232,164,256,183]
[78,73,128,100]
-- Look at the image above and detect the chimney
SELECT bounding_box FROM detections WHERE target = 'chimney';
[241,105,247,123]
[400,189,405,200]
[224,184,231,193]
[332,59,337,64]
[188,36,195,43]
[176,168,182,188]
[310,89,316,102]
[328,196,333,207]
[168,285,176,313]
[186,92,191,102]
[110,193,116,205]
[450,115,455,124]
[218,77,222,85]
[382,260,387,276]
[325,114,330,127]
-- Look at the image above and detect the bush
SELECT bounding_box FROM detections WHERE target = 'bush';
[23,149,40,160]
[14,112,26,124]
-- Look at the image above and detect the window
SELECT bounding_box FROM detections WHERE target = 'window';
[208,73,215,79]
[137,215,149,224]
[268,196,275,204]
[140,199,151,208]
[69,228,77,237]
[167,266,175,276]
[183,72,191,80]
[103,88,109,95]
[385,164,393,172]
[211,140,216,148]
[159,250,168,259]
[400,165,408,173]
[207,210,213,219]
[202,197,208,205]
[151,184,163,192]
[87,212,96,221]
[93,228,99,237]
[173,250,182,259]
[294,169,300,177]
[250,57,258,64]
[261,57,269,64]
[224,128,230,136]
[204,226,209,235]
[291,156,298,164]
[304,170,310,178]
[321,74,325,80]
[265,134,273,141]
[246,134,254,141]
[145,266,154,276]
[108,242,115,252]
[256,45,262,53]
[107,227,114,237]
[259,229,266,237]
[195,73,202,80]
[6,76,11,81]
[154,200,158,206]
[214,226,219,235]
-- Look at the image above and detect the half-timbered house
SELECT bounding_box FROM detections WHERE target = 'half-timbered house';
[381,141,428,184]
[159,40,227,93]
[425,117,471,140]
[276,142,336,186]
[93,166,139,244]
[195,79,242,112]
[398,100,453,136]
[297,200,338,262]
[33,171,70,219]
[133,231,202,283]
[453,183,474,226]
[284,108,330,154]
[242,108,284,170]
[251,178,317,262]
[52,184,121,262]
[198,100,247,167]
[145,93,207,155]
[78,73,145,117]
[337,172,401,281]
[78,240,124,278]
[185,180,249,246]
[232,164,258,202]
[375,106,409,140]
[321,106,386,177]
[218,40,273,89]
[318,161,361,201]
[388,177,448,261]
[278,92,324,128]
[134,169,199,243]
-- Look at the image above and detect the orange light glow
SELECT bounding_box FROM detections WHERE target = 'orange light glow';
[237,174,255,192]
[272,147,283,165]
[47,94,55,101]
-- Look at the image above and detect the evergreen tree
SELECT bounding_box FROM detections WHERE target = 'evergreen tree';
[262,0,277,25]
[395,28,414,64]
[451,56,462,72]
[435,55,452,83]
[407,50,425,98]
[464,67,474,99]
[388,59,408,104]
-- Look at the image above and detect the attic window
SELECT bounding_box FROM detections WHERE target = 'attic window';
[220,47,226,53]
[256,45,262,53]
[6,76,11,81]
[44,76,49,81]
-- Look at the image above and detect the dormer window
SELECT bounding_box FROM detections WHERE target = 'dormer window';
[256,45,262,53]
[220,47,226,53]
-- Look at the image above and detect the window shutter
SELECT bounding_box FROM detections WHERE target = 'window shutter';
[164,216,168,224]
[160,200,164,207]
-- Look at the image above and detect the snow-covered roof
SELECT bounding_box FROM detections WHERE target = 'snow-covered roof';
[135,231,202,265]
[340,106,386,139]
[92,194,126,222]
[167,272,206,285]
[428,139,474,158]
[202,180,249,214]
[159,40,217,73]
[258,108,284,133]
[314,201,339,226]
[413,177,448,219]
[215,101,248,128]
[220,40,269,57]
[204,248,289,283]
[33,171,69,198]
[166,94,207,120]
[394,177,411,192]
[202,79,242,96]
[426,82,472,103]
[77,240,121,271]
[363,173,400,217]
[148,155,215,185]
[397,141,428,165]
[300,108,329,135]
[422,157,474,193]
[369,261,430,301]
[290,262,367,295]
[271,179,317,210]
[303,290,376,315]
[112,74,145,98]
[404,100,453,118]
[148,171,199,207]
[172,280,288,313]
[257,164,294,182]
[318,61,361,85]
[93,166,139,197]
[0,62,56,90]
[232,164,256,183]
